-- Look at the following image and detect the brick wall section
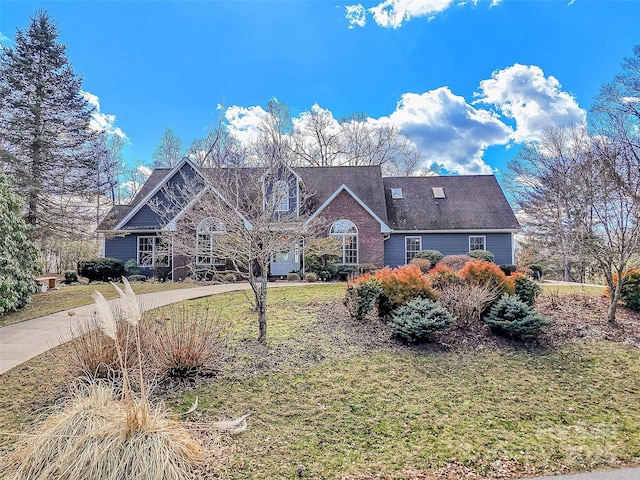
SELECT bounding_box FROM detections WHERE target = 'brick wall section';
[316,189,385,268]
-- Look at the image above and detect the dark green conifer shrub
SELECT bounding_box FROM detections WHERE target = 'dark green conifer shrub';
[513,274,542,307]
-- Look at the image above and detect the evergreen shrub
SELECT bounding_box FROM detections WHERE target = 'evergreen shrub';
[286,272,301,282]
[467,249,495,263]
[304,272,318,282]
[389,298,454,343]
[63,270,78,284]
[513,273,541,307]
[77,258,125,283]
[484,295,551,341]
[223,273,237,283]
[344,275,383,321]
[413,250,443,266]
[612,269,640,311]
[499,264,518,276]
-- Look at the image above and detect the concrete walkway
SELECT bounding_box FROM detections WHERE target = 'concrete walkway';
[520,467,640,479]
[0,282,304,375]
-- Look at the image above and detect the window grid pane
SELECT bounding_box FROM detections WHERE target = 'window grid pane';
[138,237,154,266]
[405,236,422,264]
[330,219,358,265]
[469,236,485,251]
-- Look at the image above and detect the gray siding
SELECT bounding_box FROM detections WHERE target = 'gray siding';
[104,234,154,276]
[384,232,514,267]
[104,235,138,264]
[122,162,203,230]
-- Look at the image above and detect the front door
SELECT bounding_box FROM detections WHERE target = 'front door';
[270,245,300,276]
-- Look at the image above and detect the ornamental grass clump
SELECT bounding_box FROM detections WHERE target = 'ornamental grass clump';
[484,295,551,341]
[142,301,229,378]
[1,278,248,480]
[388,298,454,343]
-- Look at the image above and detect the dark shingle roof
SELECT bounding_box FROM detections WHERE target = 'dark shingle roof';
[383,175,519,231]
[296,165,388,225]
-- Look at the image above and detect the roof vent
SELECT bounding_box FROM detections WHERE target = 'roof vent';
[391,187,403,199]
[432,187,445,199]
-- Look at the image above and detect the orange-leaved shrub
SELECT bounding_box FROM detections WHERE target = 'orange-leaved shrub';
[373,265,436,318]
[459,260,514,294]
[426,264,463,291]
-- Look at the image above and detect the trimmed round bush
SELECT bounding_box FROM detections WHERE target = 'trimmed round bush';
[413,250,443,266]
[223,273,237,283]
[499,264,518,276]
[527,264,543,280]
[484,295,551,341]
[389,298,454,343]
[63,270,78,284]
[426,264,463,291]
[286,272,301,281]
[409,257,431,274]
[438,254,471,271]
[304,272,318,282]
[467,249,494,263]
[513,273,541,307]
[77,258,125,283]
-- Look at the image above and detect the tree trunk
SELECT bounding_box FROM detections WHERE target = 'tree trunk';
[257,275,268,343]
[608,278,622,324]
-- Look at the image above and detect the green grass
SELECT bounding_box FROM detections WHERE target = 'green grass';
[0,282,198,327]
[541,283,606,296]
[2,283,640,479]
[180,344,640,479]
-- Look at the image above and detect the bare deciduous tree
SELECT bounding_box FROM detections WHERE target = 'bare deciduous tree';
[152,104,318,342]
[152,128,183,168]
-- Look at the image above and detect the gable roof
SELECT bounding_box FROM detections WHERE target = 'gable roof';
[383,175,520,232]
[296,165,389,226]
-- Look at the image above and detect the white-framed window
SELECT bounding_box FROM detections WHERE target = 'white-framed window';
[405,236,422,264]
[469,235,486,251]
[273,179,289,212]
[330,219,358,265]
[137,236,169,267]
[196,218,226,265]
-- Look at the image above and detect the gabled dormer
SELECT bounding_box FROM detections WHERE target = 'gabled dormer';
[260,164,301,219]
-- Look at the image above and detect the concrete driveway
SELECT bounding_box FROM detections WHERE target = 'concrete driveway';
[0,282,304,375]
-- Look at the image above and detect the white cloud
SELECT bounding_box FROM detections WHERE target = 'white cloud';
[80,90,128,139]
[0,32,10,47]
[345,4,367,28]
[475,64,586,142]
[344,0,502,28]
[386,88,512,174]
[225,105,268,145]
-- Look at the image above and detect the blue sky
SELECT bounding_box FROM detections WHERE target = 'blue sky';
[1,0,639,178]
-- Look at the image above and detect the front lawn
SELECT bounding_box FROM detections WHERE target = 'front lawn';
[1,283,639,479]
[0,281,198,327]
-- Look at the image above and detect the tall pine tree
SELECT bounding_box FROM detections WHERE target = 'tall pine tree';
[0,171,41,314]
[0,10,102,242]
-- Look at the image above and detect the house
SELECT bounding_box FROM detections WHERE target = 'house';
[97,158,519,279]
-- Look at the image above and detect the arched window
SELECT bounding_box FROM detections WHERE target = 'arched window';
[330,219,358,265]
[196,218,225,265]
